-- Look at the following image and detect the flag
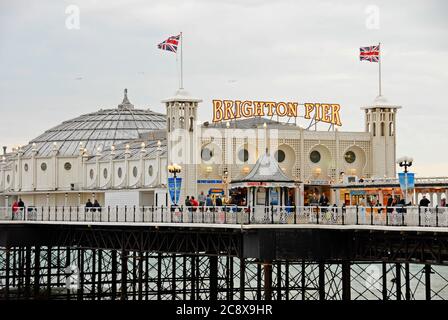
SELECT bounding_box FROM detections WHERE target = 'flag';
[360,44,380,62]
[157,34,180,53]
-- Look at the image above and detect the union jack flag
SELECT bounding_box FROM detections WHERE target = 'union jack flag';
[157,34,180,53]
[360,44,380,62]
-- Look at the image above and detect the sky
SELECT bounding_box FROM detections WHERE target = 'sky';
[0,0,447,176]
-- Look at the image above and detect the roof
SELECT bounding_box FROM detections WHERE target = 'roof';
[361,95,402,110]
[231,152,296,187]
[161,88,202,103]
[19,89,167,157]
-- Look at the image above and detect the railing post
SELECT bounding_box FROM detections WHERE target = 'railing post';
[294,205,297,224]
[62,206,65,222]
[202,206,205,224]
[213,206,216,224]
[370,206,374,225]
[133,205,136,223]
[271,205,274,224]
[418,206,421,227]
[108,206,110,223]
[124,205,127,222]
[436,205,439,227]
[116,205,118,222]
[355,205,359,225]
[69,206,72,221]
[402,207,405,226]
[161,205,164,223]
[316,206,319,224]
[76,206,79,222]
[224,205,227,224]
[385,206,389,226]
[248,205,251,224]
[342,205,345,225]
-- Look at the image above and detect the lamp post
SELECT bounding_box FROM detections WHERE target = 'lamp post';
[223,170,229,201]
[397,156,413,205]
[168,163,182,206]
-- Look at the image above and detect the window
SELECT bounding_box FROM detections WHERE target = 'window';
[118,167,122,178]
[148,165,153,176]
[344,151,356,164]
[179,116,185,129]
[201,147,213,161]
[275,150,286,163]
[167,118,171,133]
[189,117,194,132]
[133,166,138,178]
[373,123,376,136]
[41,162,47,171]
[89,169,94,179]
[238,149,249,162]
[389,122,394,136]
[309,150,321,163]
[103,168,108,179]
[24,163,29,172]
[64,162,72,171]
[381,122,385,136]
[7,175,10,184]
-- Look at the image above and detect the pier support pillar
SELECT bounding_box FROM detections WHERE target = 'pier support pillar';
[425,264,431,300]
[263,260,272,300]
[342,261,351,301]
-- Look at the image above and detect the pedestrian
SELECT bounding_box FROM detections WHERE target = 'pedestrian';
[441,198,446,207]
[215,195,223,207]
[93,199,102,213]
[11,200,19,220]
[18,198,25,218]
[205,194,213,208]
[198,191,206,207]
[419,195,430,207]
[85,199,93,213]
[190,196,199,212]
[185,196,191,211]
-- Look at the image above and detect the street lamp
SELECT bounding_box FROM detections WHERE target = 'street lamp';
[168,163,182,206]
[397,156,413,204]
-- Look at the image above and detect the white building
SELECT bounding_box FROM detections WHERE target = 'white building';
[0,88,401,208]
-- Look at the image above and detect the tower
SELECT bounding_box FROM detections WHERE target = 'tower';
[162,89,202,203]
[363,95,401,178]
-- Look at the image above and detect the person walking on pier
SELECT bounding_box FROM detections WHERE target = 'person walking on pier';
[93,199,102,213]
[419,196,430,207]
[85,199,93,213]
[11,200,19,220]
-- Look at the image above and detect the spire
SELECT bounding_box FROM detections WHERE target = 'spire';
[118,88,134,109]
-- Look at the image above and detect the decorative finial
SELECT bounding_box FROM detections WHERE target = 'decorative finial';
[118,88,134,109]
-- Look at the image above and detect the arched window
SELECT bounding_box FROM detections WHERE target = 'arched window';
[171,117,175,131]
[167,118,171,133]
[389,122,394,136]
[381,122,385,136]
[189,117,194,132]
[179,116,185,129]
[373,123,376,136]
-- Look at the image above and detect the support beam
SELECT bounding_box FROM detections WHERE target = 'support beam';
[342,261,351,301]
[425,264,431,301]
[319,262,325,301]
[121,250,128,300]
[209,255,218,300]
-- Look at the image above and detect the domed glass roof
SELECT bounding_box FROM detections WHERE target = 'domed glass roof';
[21,89,166,157]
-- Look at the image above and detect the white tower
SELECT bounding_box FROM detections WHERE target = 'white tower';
[162,89,202,204]
[362,95,401,178]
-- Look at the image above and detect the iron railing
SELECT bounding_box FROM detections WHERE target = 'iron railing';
[0,205,447,227]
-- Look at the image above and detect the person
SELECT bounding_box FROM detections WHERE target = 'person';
[198,191,206,207]
[85,199,93,213]
[205,194,213,208]
[11,200,19,220]
[319,193,329,207]
[93,199,102,213]
[386,195,394,213]
[215,195,223,207]
[441,198,446,207]
[190,196,199,212]
[419,196,430,207]
[17,198,25,217]
[185,196,191,211]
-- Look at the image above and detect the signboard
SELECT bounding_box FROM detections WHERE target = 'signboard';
[398,172,415,192]
[208,188,224,195]
[350,190,366,196]
[212,100,342,126]
[197,179,223,184]
[168,177,182,205]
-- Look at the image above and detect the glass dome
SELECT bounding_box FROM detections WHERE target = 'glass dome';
[21,89,166,157]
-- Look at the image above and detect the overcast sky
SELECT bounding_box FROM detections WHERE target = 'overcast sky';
[0,0,447,176]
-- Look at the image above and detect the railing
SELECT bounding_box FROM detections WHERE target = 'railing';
[0,205,447,228]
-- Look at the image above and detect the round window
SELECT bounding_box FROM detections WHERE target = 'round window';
[309,150,321,164]
[118,167,122,178]
[24,163,29,172]
[103,168,108,179]
[133,166,138,178]
[64,162,72,171]
[275,150,286,163]
[238,149,249,162]
[201,148,213,161]
[148,165,153,176]
[40,162,47,171]
[89,169,94,179]
[344,151,356,164]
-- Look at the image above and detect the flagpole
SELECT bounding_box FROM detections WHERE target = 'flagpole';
[180,32,184,89]
[378,42,382,96]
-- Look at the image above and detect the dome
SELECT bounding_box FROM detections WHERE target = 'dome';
[21,89,166,157]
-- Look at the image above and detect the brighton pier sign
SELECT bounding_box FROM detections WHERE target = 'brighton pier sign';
[212,100,342,126]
